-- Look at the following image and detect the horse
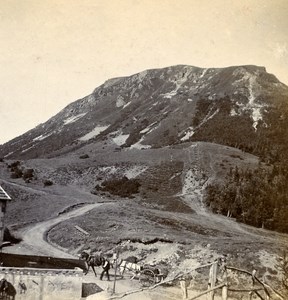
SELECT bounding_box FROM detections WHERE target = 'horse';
[80,251,105,277]
[0,278,16,300]
[112,256,143,279]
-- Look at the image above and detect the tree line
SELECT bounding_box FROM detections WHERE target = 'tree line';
[205,165,288,232]
[200,96,288,233]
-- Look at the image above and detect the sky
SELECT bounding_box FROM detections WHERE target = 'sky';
[1,0,288,144]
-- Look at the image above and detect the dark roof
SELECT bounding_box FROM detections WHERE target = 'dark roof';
[0,186,11,200]
[0,252,86,270]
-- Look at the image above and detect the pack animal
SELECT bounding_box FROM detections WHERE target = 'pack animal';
[80,251,104,277]
[113,257,143,279]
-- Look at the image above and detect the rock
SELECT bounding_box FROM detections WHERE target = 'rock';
[86,291,111,300]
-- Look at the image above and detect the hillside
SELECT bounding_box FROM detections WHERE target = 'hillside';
[1,141,287,298]
[0,141,260,222]
[1,64,288,297]
[1,140,287,283]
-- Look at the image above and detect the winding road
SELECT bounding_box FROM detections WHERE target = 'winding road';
[2,203,102,258]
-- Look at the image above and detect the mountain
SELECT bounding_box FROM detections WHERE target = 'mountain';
[1,65,288,160]
[1,64,288,221]
[1,65,288,293]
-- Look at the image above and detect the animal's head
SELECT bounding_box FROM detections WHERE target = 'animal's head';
[80,251,89,260]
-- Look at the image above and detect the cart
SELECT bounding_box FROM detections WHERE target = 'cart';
[138,266,167,287]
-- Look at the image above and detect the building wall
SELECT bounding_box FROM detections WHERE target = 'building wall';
[0,201,5,244]
[0,267,83,300]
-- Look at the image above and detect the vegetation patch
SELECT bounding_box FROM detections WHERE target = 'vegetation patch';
[92,176,140,198]
[7,161,35,182]
[205,165,288,233]
[43,179,53,187]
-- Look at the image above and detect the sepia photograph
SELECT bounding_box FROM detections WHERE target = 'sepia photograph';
[0,1,288,299]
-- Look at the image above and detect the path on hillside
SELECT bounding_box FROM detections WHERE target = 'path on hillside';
[3,203,103,258]
[0,178,49,195]
[181,142,206,213]
[180,143,259,237]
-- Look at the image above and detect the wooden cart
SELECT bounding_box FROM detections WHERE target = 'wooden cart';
[138,266,167,287]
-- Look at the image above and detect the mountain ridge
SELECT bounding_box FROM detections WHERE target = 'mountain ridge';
[1,64,287,160]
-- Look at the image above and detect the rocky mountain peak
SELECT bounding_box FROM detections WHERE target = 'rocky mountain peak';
[0,64,287,159]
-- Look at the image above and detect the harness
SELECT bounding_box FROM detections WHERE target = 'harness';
[87,255,93,265]
[119,260,142,272]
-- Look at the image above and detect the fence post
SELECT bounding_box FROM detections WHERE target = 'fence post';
[249,269,256,300]
[207,261,218,300]
[180,278,188,299]
[221,265,228,300]
[112,251,119,295]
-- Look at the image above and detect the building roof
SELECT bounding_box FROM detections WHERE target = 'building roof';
[0,186,11,200]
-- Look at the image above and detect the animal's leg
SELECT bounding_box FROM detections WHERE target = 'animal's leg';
[84,261,89,275]
[91,265,97,277]
[131,269,141,280]
[111,259,115,269]
[120,267,124,278]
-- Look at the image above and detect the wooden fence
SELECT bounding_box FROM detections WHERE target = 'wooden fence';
[108,258,285,300]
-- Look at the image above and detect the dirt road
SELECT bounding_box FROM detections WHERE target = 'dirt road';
[3,203,103,258]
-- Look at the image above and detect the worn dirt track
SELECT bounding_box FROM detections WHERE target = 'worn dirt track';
[2,201,215,299]
[3,203,102,258]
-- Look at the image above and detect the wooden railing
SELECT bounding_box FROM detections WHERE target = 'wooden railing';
[108,258,285,300]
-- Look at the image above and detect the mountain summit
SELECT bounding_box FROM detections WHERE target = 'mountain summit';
[1,64,287,159]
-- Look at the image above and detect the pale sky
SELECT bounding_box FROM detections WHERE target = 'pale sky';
[1,0,288,144]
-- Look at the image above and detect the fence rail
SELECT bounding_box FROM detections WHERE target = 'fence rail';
[108,258,285,300]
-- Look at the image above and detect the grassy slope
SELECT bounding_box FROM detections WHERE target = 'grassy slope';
[0,141,261,231]
[1,141,287,291]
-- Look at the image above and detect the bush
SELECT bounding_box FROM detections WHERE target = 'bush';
[43,180,53,187]
[23,168,34,181]
[93,176,141,198]
[8,161,21,170]
[8,161,23,179]
[10,169,23,179]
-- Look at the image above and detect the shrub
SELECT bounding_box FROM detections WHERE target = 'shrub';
[8,161,23,179]
[43,180,53,187]
[9,161,21,169]
[93,176,141,198]
[10,169,23,178]
[23,168,34,181]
